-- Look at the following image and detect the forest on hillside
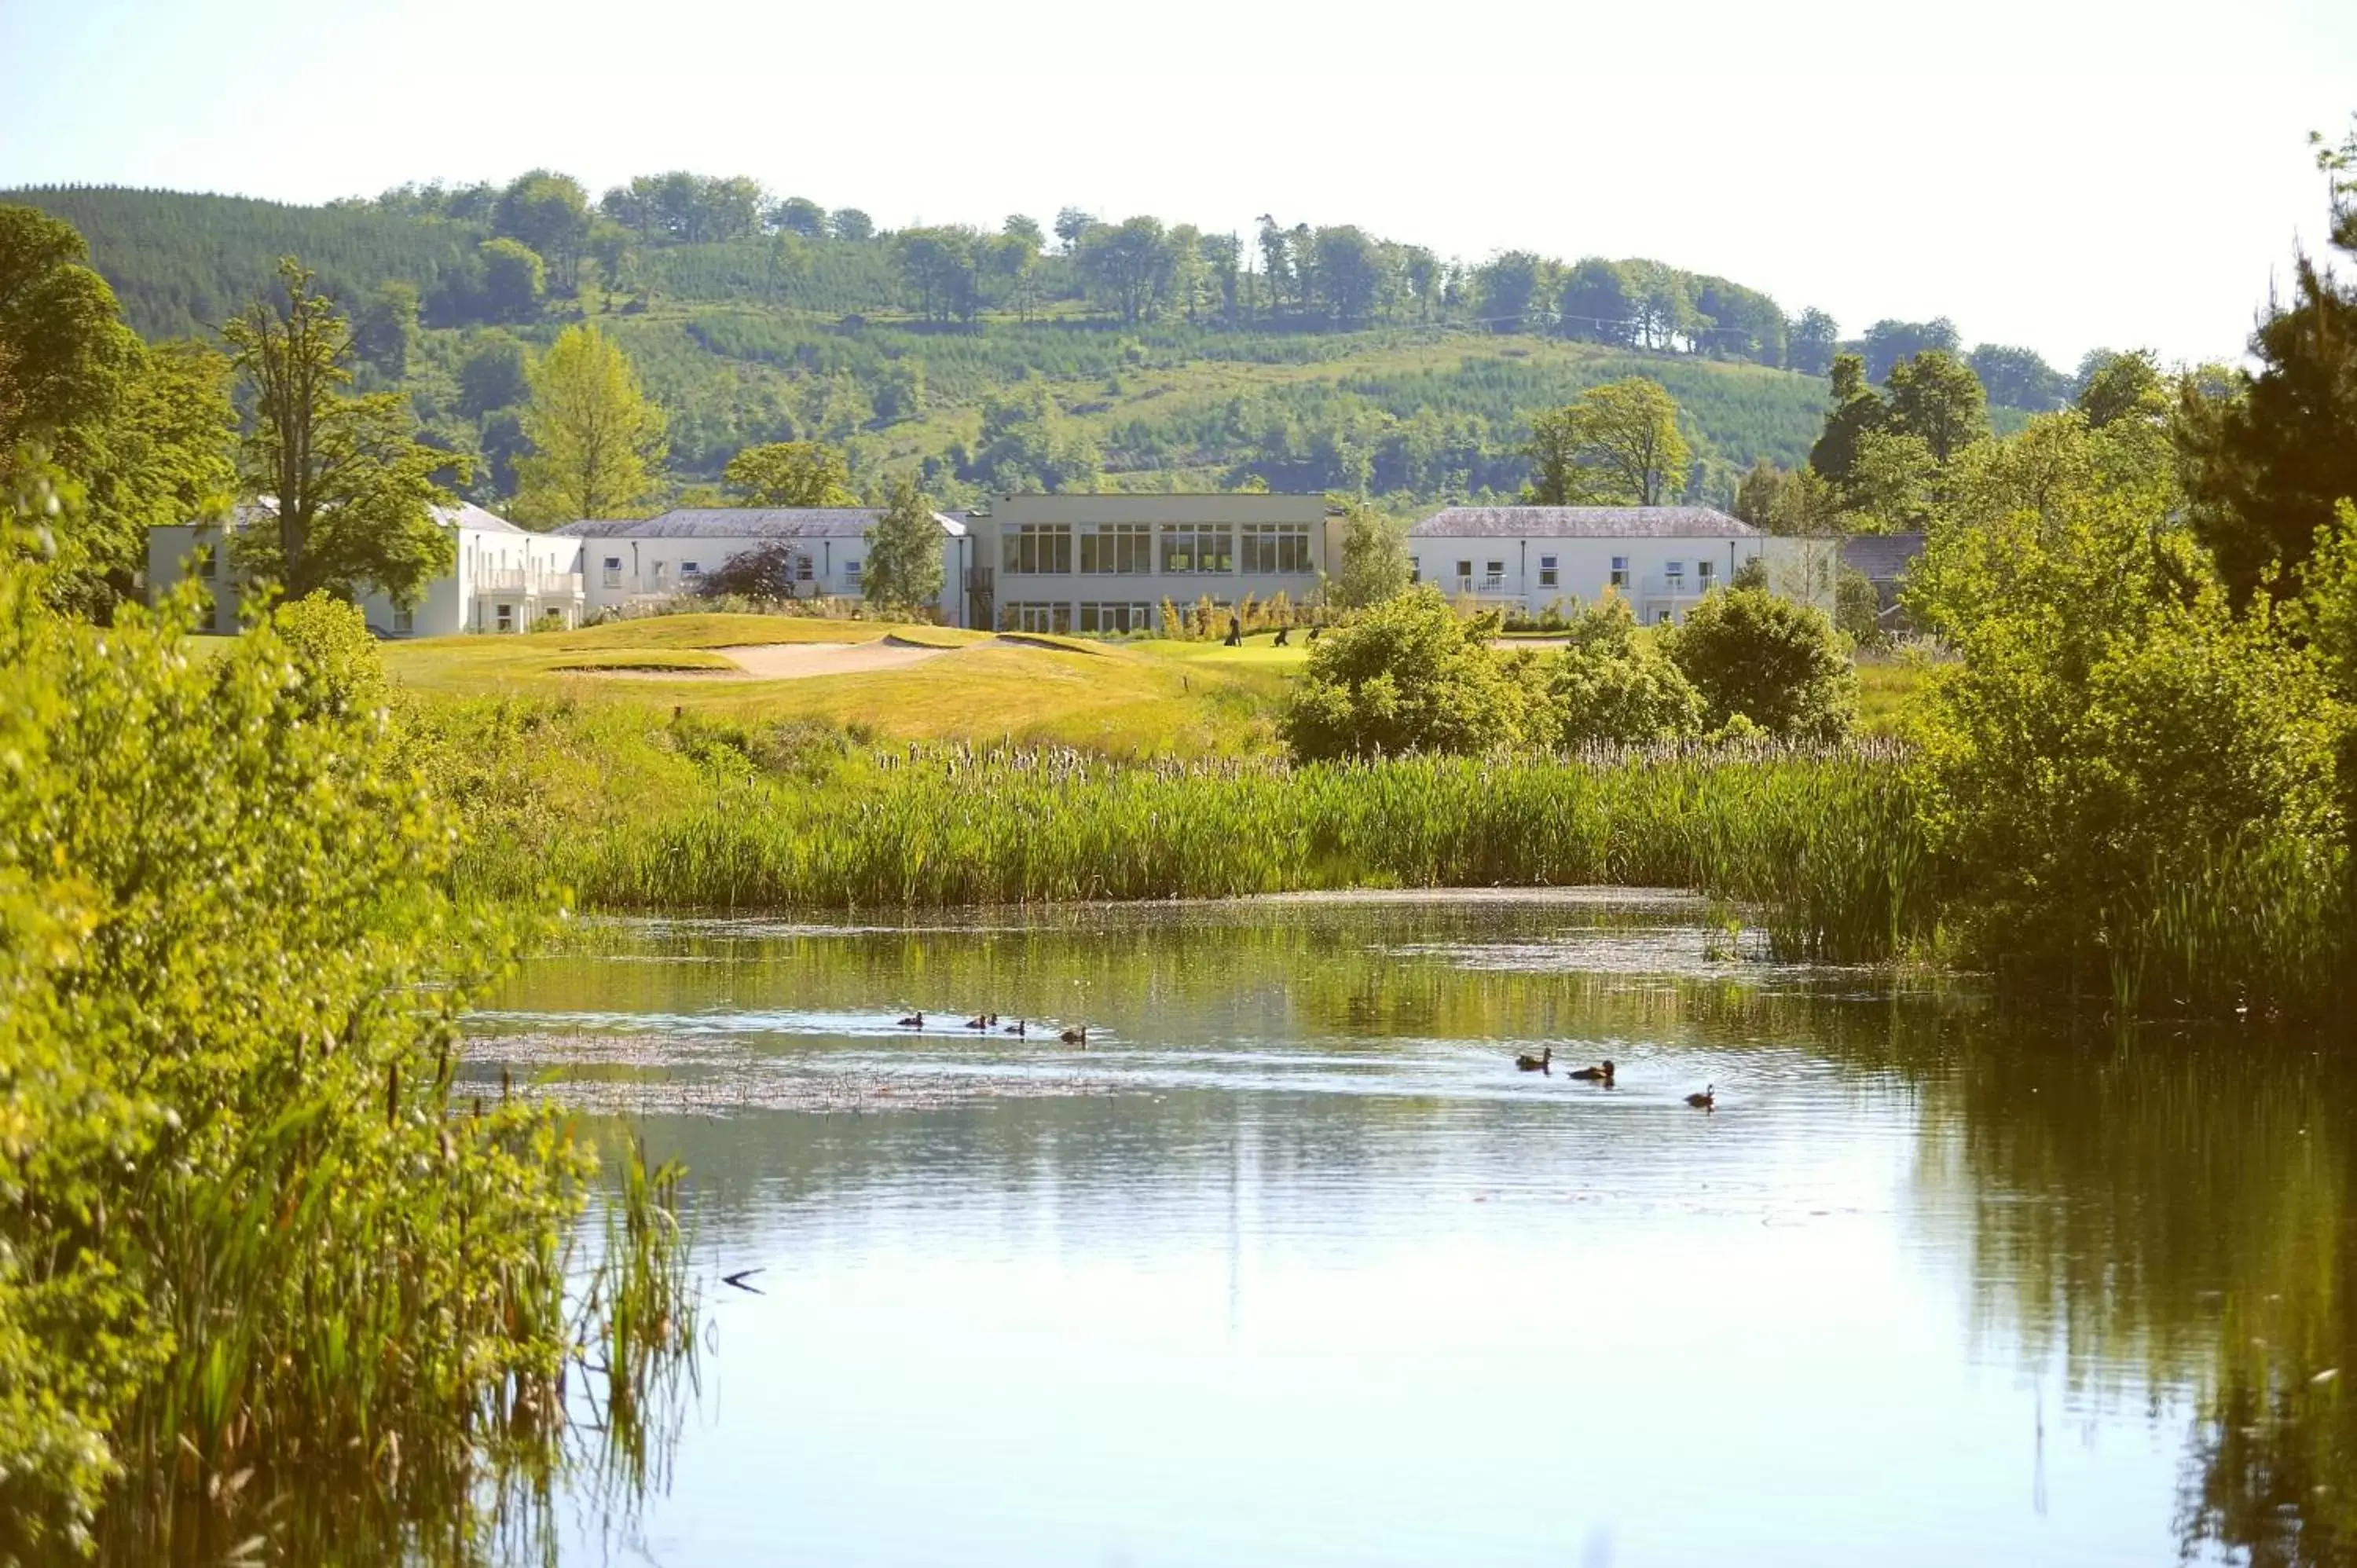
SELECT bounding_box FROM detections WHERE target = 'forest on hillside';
[5,176,2099,511]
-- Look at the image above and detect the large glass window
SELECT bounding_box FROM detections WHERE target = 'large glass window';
[1003,524,1072,575]
[602,556,622,588]
[999,602,1072,633]
[1159,524,1233,574]
[1697,559,1716,589]
[1239,523,1312,574]
[1609,555,1629,589]
[1079,522,1153,574]
[1078,602,1153,633]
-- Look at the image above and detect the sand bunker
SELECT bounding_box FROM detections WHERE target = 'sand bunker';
[559,636,957,682]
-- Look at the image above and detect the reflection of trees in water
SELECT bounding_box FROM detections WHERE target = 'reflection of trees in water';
[505,904,2355,1565]
[1918,1021,2355,1566]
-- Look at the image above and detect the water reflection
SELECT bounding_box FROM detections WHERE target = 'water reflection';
[472,896,2353,1566]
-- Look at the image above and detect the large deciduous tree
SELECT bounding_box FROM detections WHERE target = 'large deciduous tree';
[1329,503,1411,608]
[1882,349,1989,463]
[1522,377,1692,506]
[723,441,855,507]
[511,324,667,523]
[492,170,591,291]
[223,259,456,606]
[860,475,944,616]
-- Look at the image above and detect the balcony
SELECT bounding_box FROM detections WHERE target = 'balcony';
[475,568,584,597]
[1453,574,1514,596]
[1640,574,1711,601]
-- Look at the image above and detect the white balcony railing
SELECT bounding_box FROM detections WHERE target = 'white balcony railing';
[1454,574,1512,595]
[1640,574,1714,600]
[475,569,584,597]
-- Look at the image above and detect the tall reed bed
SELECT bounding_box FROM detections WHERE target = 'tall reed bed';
[442,719,1943,964]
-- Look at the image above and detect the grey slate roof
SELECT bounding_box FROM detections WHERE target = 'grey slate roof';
[1409,506,1757,539]
[218,498,522,533]
[551,507,965,540]
[1840,531,1925,583]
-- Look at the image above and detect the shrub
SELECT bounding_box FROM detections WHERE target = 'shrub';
[0,456,691,1553]
[1281,584,1528,760]
[1544,597,1704,745]
[1666,586,1857,741]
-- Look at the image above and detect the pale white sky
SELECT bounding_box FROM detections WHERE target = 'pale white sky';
[4,0,2353,369]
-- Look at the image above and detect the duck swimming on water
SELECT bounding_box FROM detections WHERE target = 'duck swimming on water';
[1514,1046,1552,1073]
[1061,1024,1088,1046]
[1684,1085,1716,1110]
[1005,1018,1027,1038]
[896,1011,924,1029]
[1567,1059,1615,1084]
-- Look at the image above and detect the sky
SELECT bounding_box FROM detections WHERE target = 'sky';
[4,0,2355,371]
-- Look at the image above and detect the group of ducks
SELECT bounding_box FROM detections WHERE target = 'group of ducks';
[893,1010,1090,1046]
[1511,1046,1715,1109]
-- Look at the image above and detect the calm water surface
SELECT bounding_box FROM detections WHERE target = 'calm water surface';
[467,893,2356,1567]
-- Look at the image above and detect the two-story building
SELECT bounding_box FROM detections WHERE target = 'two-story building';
[552,507,969,624]
[148,500,587,636]
[962,493,1342,633]
[1405,506,1837,623]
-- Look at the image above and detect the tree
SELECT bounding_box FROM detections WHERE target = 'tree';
[2172,147,2357,599]
[1664,587,1857,740]
[1002,214,1046,248]
[861,475,944,616]
[223,259,456,606]
[492,170,590,291]
[829,207,874,241]
[511,323,667,523]
[477,238,545,322]
[1079,216,1173,324]
[1883,349,1989,463]
[1281,584,1530,760]
[1788,308,1840,377]
[1860,317,1961,383]
[893,226,983,323]
[1968,344,2067,411]
[1809,353,1886,488]
[1544,596,1704,745]
[2076,348,2167,428]
[1313,226,1384,326]
[698,540,803,599]
[1554,258,1634,346]
[1523,377,1692,506]
[1842,430,1940,531]
[1477,251,1549,333]
[771,196,827,238]
[457,332,530,416]
[724,441,855,507]
[1735,458,1839,535]
[1329,503,1411,608]
[353,280,420,380]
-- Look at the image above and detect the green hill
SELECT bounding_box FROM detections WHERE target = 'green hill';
[1,183,1893,511]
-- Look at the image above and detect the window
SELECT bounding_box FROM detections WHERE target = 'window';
[1160,524,1233,574]
[681,560,702,581]
[999,601,1071,633]
[496,603,515,632]
[392,606,415,636]
[1239,523,1312,574]
[1697,559,1715,589]
[196,546,216,581]
[602,557,622,588]
[1409,558,1421,584]
[795,554,814,583]
[651,562,669,591]
[1486,560,1505,579]
[1456,559,1473,583]
[844,560,863,588]
[1609,555,1629,589]
[1665,560,1686,590]
[1003,524,1072,575]
[1078,602,1153,633]
[1538,554,1558,589]
[1655,609,1673,625]
[1080,522,1153,574]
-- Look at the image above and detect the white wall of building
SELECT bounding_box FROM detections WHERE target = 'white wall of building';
[968,493,1338,633]
[1407,533,1836,623]
[567,525,965,625]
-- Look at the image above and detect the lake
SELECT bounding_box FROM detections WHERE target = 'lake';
[466,892,2355,1566]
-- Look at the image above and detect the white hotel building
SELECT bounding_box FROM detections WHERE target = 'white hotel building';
[1406,506,1837,623]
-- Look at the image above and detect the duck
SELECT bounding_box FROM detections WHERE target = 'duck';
[1684,1085,1716,1110]
[896,1011,924,1029]
[1513,1046,1552,1073]
[1567,1059,1615,1085]
[1061,1024,1088,1046]
[1004,1018,1027,1038]
[964,1014,990,1031]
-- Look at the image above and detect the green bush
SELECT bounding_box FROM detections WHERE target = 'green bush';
[1666,586,1857,741]
[1280,584,1529,760]
[1543,597,1704,745]
[0,454,690,1555]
